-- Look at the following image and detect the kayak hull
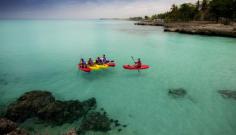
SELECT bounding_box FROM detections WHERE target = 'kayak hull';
[78,61,116,72]
[107,62,116,67]
[123,65,149,70]
[78,64,91,72]
[88,65,100,70]
[95,64,109,69]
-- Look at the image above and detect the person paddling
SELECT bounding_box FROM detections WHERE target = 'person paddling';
[135,58,142,68]
[79,58,87,68]
[102,54,109,64]
[96,57,102,65]
[87,58,94,66]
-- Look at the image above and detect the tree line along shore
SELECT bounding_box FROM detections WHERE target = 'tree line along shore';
[130,0,236,38]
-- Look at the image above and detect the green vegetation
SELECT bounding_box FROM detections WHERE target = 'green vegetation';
[131,0,236,23]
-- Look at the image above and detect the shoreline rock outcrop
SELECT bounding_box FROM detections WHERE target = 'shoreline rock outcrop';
[134,20,164,26]
[164,22,236,38]
[135,21,236,38]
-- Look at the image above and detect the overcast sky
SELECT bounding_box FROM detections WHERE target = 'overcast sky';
[0,0,198,19]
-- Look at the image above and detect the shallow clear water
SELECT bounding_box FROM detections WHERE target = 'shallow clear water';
[0,20,236,135]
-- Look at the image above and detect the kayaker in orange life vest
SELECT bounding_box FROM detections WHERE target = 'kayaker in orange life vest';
[135,58,142,68]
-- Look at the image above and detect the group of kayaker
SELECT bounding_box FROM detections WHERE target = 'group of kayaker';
[79,54,110,68]
[79,54,142,69]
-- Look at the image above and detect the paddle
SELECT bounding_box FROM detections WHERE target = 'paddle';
[131,56,140,72]
[101,55,114,63]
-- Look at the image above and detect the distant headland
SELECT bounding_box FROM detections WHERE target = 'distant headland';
[99,18,129,20]
[130,0,236,38]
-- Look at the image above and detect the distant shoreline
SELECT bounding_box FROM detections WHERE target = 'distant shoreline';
[99,18,129,21]
[134,20,236,38]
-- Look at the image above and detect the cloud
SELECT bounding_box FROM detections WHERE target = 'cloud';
[0,0,198,19]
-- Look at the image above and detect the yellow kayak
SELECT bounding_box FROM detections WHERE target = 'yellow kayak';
[95,64,109,69]
[88,65,100,70]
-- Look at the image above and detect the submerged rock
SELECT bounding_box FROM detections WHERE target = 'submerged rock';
[0,118,29,135]
[37,100,85,125]
[80,112,111,132]
[5,91,97,125]
[168,88,187,97]
[0,118,17,134]
[64,128,78,135]
[5,90,55,122]
[81,97,96,112]
[7,128,29,135]
[40,98,96,125]
[4,90,124,134]
[218,90,236,100]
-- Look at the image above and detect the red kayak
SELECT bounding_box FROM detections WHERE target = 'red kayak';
[123,65,150,70]
[106,62,116,67]
[78,64,91,72]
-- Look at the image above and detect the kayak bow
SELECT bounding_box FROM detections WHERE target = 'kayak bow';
[78,64,91,72]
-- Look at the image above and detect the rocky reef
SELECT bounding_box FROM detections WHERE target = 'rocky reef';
[0,118,29,135]
[5,91,55,123]
[134,21,236,38]
[168,88,187,98]
[2,90,126,134]
[79,112,111,133]
[78,108,126,134]
[134,20,164,26]
[164,22,236,38]
[64,128,77,135]
[5,90,96,125]
[218,90,236,100]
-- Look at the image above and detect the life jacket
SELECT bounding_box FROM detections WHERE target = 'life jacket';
[97,58,102,64]
[102,57,107,63]
[88,60,93,65]
[81,60,86,65]
[136,60,142,67]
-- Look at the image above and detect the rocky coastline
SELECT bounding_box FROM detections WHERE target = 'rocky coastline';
[134,20,164,26]
[134,20,236,38]
[0,90,127,135]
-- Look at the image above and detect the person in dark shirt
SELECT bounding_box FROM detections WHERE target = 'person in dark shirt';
[79,58,87,68]
[135,58,142,68]
[87,58,94,66]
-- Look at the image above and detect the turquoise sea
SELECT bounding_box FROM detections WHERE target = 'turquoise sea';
[0,20,236,135]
